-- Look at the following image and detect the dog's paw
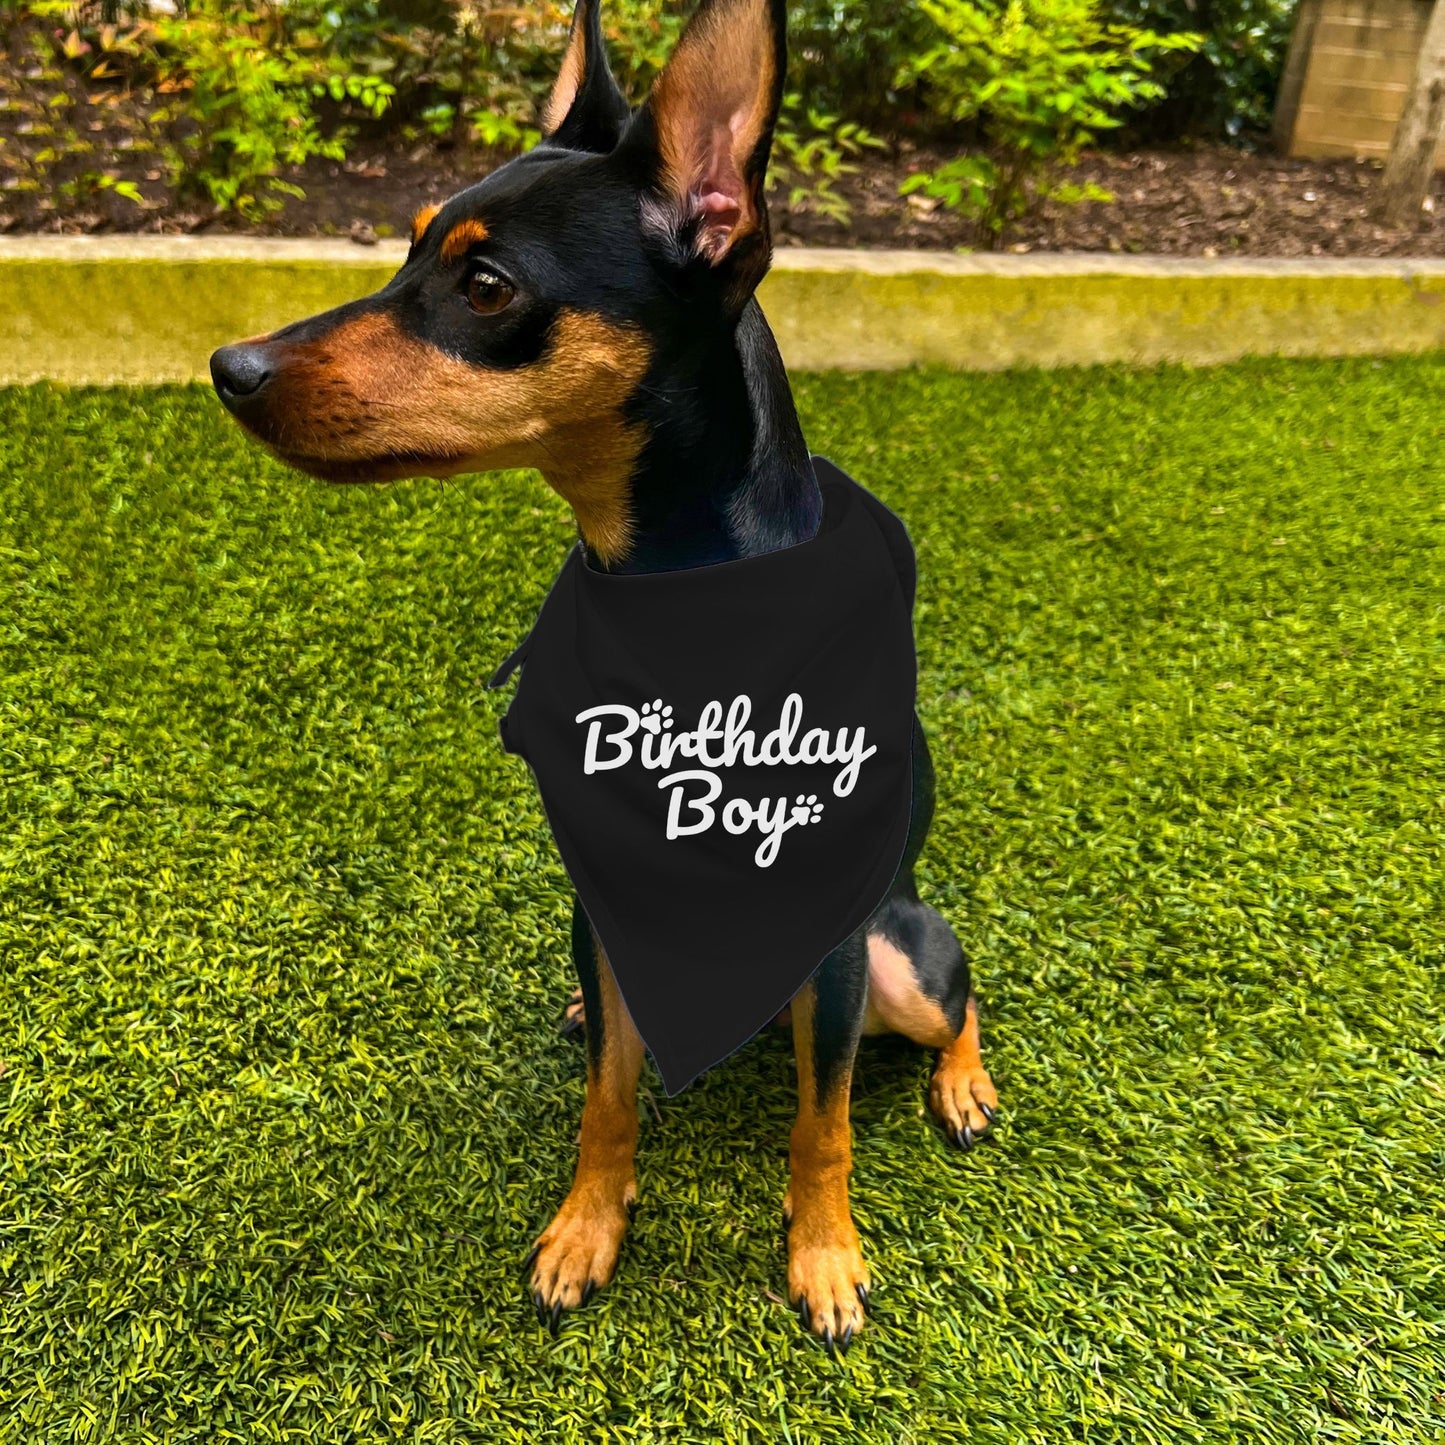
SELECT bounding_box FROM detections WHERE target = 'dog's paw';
[929,1056,998,1151]
[786,1230,869,1355]
[525,1183,635,1335]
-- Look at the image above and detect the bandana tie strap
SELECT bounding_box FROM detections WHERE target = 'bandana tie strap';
[487,633,533,691]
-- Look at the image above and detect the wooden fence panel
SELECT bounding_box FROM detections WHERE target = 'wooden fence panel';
[1277,0,1445,166]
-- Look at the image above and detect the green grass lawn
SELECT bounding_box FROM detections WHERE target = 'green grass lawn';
[1,358,1443,1443]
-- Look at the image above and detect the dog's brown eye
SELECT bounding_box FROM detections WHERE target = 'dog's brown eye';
[467,270,515,316]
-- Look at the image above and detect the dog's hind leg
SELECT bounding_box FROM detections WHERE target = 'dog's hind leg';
[862,715,998,1148]
[526,896,643,1332]
[863,894,998,1149]
[785,929,870,1352]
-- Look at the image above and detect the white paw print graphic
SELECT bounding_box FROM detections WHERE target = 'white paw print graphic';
[790,795,825,827]
[639,699,672,735]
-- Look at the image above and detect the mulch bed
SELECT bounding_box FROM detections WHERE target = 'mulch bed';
[7,130,1445,259]
[831,144,1445,259]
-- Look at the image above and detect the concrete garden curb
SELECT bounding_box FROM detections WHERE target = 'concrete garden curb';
[3,236,1443,383]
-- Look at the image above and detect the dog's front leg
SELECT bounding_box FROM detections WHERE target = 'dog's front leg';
[526,897,642,1332]
[785,929,870,1353]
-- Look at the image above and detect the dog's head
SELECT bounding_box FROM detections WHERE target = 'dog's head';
[209,0,787,562]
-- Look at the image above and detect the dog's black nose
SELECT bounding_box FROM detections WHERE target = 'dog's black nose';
[210,343,272,407]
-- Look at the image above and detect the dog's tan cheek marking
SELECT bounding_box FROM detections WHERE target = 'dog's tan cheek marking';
[440,217,490,262]
[411,204,442,246]
[269,309,650,560]
[862,934,953,1045]
[526,318,651,565]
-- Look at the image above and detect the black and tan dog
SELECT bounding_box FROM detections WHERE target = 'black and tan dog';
[210,0,997,1352]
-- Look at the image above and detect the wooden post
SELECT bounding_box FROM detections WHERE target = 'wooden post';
[1377,0,1445,227]
[1272,0,1323,157]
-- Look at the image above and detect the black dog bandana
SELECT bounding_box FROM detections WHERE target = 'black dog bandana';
[490,458,917,1092]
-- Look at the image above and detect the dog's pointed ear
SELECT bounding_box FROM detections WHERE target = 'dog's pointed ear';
[541,0,631,154]
[628,0,786,305]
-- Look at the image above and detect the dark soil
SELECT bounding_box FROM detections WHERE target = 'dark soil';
[9,128,1445,259]
[828,145,1445,259]
[4,32,1442,256]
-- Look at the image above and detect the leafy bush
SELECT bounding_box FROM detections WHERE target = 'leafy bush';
[787,0,937,130]
[280,0,686,155]
[0,4,157,210]
[5,0,395,219]
[11,0,1277,232]
[1103,0,1297,139]
[898,0,1199,243]
[786,0,1290,144]
[600,0,689,100]
[149,1,392,218]
[770,96,885,227]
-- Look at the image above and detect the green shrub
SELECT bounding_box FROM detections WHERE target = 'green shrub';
[14,0,1275,231]
[149,1,392,218]
[0,4,158,209]
[898,0,1199,243]
[786,0,1292,145]
[1103,0,1296,139]
[601,0,689,100]
[278,0,552,151]
[787,0,937,131]
[286,0,876,223]
[770,96,885,227]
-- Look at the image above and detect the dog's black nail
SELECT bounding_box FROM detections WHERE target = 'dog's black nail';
[856,1283,869,1309]
[822,1326,836,1356]
[626,1198,638,1219]
[582,1279,595,1306]
[548,1300,562,1336]
[963,1124,975,1149]
[839,1324,854,1354]
[521,1244,540,1277]
[799,1297,811,1330]
[559,1013,584,1038]
[532,1291,546,1324]
[980,1102,996,1124]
